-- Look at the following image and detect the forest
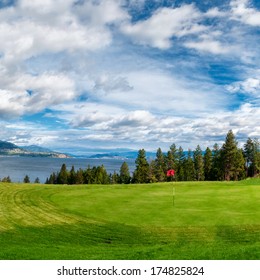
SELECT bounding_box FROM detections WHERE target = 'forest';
[44,130,260,185]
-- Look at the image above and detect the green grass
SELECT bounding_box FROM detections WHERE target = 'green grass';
[0,179,260,259]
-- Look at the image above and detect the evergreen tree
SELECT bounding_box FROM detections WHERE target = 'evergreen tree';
[176,146,185,181]
[166,143,178,171]
[184,149,196,181]
[2,176,11,183]
[34,177,40,183]
[203,147,212,180]
[111,171,120,184]
[211,143,223,181]
[148,160,157,183]
[68,165,77,184]
[92,165,109,184]
[57,163,68,184]
[132,149,149,183]
[244,138,260,177]
[76,168,84,184]
[155,147,166,182]
[193,145,205,181]
[119,162,131,184]
[84,166,93,184]
[23,175,30,183]
[233,148,246,180]
[222,130,240,180]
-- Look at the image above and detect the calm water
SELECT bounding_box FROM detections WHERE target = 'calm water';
[0,157,136,183]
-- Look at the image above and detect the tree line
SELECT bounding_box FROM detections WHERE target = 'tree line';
[44,130,260,185]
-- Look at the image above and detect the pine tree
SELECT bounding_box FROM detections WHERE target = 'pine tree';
[204,147,212,180]
[166,144,178,170]
[193,145,205,181]
[119,162,131,184]
[233,148,246,180]
[184,149,196,181]
[76,168,84,184]
[155,148,166,182]
[132,149,149,183]
[23,175,30,183]
[211,143,223,180]
[2,176,11,183]
[176,146,185,181]
[222,130,241,181]
[111,171,120,184]
[148,160,157,183]
[244,138,260,177]
[94,165,110,184]
[57,163,68,184]
[68,165,77,184]
[34,177,40,183]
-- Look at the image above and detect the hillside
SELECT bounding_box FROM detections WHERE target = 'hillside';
[0,140,70,158]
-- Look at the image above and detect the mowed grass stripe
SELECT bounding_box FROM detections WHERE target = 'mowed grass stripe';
[0,184,88,230]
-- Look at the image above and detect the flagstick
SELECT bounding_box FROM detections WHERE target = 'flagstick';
[167,170,176,207]
[172,182,175,206]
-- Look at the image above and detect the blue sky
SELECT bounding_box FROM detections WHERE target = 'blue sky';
[0,0,259,155]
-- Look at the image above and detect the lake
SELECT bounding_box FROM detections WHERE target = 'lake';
[0,157,136,183]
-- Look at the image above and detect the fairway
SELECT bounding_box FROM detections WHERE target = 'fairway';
[0,180,260,260]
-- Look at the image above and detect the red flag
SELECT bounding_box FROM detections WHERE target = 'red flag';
[167,169,175,177]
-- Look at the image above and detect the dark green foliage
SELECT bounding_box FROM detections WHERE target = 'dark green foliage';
[45,172,58,184]
[184,149,195,181]
[176,146,185,181]
[75,168,84,184]
[68,166,77,185]
[57,164,68,184]
[154,148,166,182]
[34,177,40,183]
[1,176,11,183]
[193,145,204,181]
[148,160,157,183]
[132,149,149,183]
[23,175,30,183]
[222,130,246,181]
[111,171,120,184]
[244,138,260,177]
[211,143,224,181]
[204,147,212,180]
[233,148,246,180]
[119,162,131,184]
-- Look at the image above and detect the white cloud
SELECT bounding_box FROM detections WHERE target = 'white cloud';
[121,4,203,49]
[74,0,129,26]
[227,77,260,96]
[0,73,75,118]
[205,7,227,17]
[231,0,260,26]
[184,39,232,55]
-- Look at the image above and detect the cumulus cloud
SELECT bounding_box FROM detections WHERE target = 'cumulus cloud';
[227,77,260,96]
[0,72,75,118]
[94,74,133,93]
[184,39,232,55]
[231,0,260,26]
[121,4,203,49]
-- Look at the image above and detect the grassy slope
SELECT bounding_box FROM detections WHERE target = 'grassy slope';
[0,179,259,260]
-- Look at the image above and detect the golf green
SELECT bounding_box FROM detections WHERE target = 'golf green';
[0,179,259,259]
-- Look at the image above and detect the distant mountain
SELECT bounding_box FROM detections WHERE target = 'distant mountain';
[89,150,157,160]
[0,140,23,150]
[0,141,70,158]
[20,145,52,153]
